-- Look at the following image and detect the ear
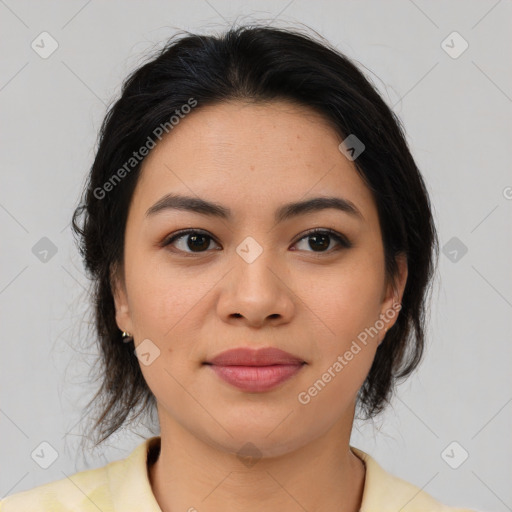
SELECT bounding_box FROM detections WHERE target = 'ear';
[110,263,133,335]
[380,252,408,331]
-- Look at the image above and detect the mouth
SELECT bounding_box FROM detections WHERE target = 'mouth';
[203,347,306,392]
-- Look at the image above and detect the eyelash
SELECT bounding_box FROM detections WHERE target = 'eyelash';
[161,228,352,256]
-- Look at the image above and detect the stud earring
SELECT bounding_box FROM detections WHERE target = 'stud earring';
[122,331,133,342]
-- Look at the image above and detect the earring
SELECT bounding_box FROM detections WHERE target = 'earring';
[122,331,133,342]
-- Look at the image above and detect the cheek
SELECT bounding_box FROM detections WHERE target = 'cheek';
[302,254,385,398]
[125,248,201,329]
[308,254,385,338]
[298,269,382,412]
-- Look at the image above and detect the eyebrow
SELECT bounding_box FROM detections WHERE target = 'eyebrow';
[145,193,363,223]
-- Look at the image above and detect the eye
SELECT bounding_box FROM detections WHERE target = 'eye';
[292,228,352,253]
[162,229,221,254]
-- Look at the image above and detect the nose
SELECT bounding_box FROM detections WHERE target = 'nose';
[216,248,296,328]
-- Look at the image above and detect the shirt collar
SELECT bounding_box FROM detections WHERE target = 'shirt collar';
[109,435,162,512]
[108,437,437,512]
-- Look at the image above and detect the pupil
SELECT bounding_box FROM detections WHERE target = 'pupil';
[309,234,329,251]
[188,234,209,251]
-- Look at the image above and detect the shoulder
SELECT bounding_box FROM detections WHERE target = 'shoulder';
[0,437,160,512]
[0,463,112,512]
[351,447,477,512]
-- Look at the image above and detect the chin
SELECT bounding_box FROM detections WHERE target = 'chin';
[197,417,325,461]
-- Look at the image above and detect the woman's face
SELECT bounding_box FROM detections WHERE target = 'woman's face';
[113,100,407,457]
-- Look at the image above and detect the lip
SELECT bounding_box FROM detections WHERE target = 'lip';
[206,347,305,366]
[204,347,306,393]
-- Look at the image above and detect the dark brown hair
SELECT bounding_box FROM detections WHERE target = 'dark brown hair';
[72,24,438,447]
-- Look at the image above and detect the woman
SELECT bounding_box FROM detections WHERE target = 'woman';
[0,25,475,511]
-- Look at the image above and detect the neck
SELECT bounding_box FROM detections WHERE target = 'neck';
[148,415,366,512]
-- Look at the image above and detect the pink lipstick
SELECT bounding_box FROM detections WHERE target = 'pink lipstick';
[204,347,305,392]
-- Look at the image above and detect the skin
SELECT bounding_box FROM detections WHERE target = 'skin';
[112,100,408,512]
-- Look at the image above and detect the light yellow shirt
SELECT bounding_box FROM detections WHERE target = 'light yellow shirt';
[0,436,475,511]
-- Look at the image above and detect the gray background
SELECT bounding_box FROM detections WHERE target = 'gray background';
[1,1,511,511]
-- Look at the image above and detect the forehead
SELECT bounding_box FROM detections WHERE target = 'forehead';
[131,100,378,227]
